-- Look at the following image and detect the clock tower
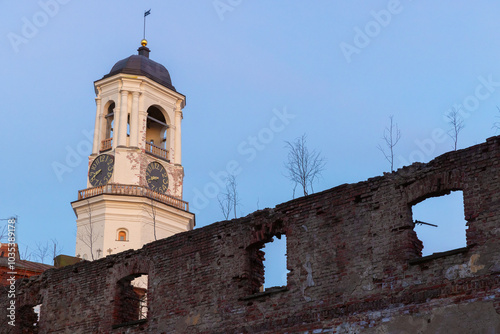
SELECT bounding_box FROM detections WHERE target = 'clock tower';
[72,40,195,260]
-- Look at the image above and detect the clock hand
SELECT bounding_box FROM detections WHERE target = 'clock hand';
[90,169,102,182]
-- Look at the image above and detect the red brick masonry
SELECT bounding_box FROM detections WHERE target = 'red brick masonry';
[2,136,500,333]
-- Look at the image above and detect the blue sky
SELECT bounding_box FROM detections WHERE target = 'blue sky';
[1,1,499,285]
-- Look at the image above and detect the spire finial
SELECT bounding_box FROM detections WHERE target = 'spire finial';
[139,10,151,58]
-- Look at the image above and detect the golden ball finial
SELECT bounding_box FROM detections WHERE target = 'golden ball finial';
[141,39,148,46]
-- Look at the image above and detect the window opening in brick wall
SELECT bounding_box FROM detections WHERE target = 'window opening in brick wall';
[263,235,288,289]
[248,234,288,294]
[412,190,467,257]
[113,274,148,327]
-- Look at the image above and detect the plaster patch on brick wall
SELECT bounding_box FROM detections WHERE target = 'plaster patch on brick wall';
[445,254,485,280]
[185,313,201,325]
[174,312,202,332]
[469,254,485,273]
[360,265,375,291]
[445,263,472,280]
[301,254,315,301]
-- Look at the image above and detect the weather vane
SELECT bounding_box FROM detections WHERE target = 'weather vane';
[143,9,151,40]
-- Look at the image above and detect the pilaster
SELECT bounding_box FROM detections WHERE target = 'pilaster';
[117,90,129,147]
[174,101,183,165]
[130,91,141,148]
[92,97,102,154]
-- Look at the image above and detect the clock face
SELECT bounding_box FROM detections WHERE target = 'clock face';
[88,154,114,187]
[146,161,168,193]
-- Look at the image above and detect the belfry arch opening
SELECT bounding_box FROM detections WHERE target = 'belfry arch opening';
[411,190,467,257]
[101,102,115,152]
[145,106,170,161]
[105,102,115,138]
[146,106,168,148]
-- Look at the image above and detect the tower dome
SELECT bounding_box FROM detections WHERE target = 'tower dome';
[102,41,176,91]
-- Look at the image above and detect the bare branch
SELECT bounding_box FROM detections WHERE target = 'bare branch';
[217,174,240,219]
[378,115,401,171]
[217,193,232,220]
[447,106,464,151]
[227,175,240,219]
[34,241,50,264]
[20,245,31,261]
[51,239,63,263]
[284,134,326,197]
[77,200,100,260]
[145,198,158,241]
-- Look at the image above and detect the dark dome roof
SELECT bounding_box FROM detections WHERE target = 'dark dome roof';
[102,48,176,91]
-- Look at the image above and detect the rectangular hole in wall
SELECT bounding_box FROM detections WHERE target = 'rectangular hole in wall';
[412,190,467,257]
[113,273,148,327]
[262,235,289,290]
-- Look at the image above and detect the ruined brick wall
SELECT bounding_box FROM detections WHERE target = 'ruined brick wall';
[2,136,500,333]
